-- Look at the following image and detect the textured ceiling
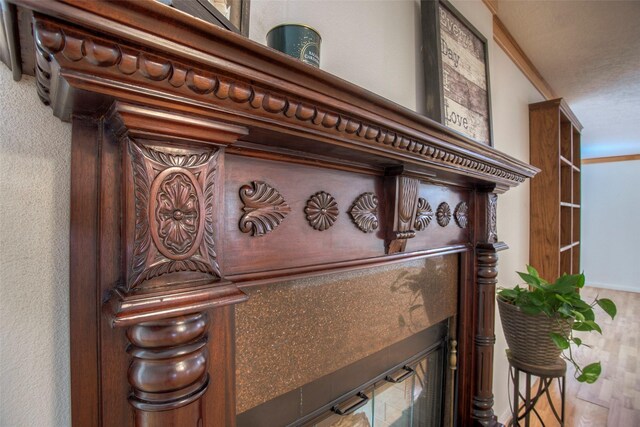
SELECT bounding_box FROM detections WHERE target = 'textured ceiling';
[497,0,640,158]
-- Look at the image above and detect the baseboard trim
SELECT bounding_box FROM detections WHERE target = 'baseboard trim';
[586,283,640,293]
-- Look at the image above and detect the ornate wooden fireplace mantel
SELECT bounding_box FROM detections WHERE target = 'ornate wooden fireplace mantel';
[1,1,537,425]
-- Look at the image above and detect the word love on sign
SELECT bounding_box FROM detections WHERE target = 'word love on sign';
[421,1,492,146]
[439,5,490,145]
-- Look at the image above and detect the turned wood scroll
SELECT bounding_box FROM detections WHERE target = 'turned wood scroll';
[0,1,537,425]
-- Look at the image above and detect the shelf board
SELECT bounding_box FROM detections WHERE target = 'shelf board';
[560,156,580,172]
[560,241,580,253]
[560,202,580,208]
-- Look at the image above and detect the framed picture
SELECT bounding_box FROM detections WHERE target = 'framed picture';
[421,0,492,146]
[169,0,250,37]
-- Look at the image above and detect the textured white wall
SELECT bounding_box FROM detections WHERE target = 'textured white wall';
[0,67,72,426]
[250,0,425,112]
[0,0,541,424]
[582,161,640,293]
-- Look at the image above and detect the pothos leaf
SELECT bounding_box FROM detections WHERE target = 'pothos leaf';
[550,332,570,350]
[597,298,617,320]
[577,362,602,384]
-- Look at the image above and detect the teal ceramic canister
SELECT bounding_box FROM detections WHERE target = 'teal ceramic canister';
[266,24,321,68]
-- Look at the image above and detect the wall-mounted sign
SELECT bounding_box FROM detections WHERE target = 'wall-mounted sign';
[165,0,250,37]
[421,0,492,146]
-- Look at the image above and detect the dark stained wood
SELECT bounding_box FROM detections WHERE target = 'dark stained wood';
[2,1,538,425]
[99,117,132,427]
[69,116,101,427]
[384,173,420,254]
[206,305,237,427]
[472,241,508,426]
[23,1,534,188]
[456,249,476,425]
[127,313,209,417]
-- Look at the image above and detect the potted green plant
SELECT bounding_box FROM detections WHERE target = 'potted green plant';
[497,266,616,384]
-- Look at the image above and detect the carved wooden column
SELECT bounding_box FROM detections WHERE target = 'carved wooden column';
[102,103,249,426]
[472,192,507,426]
[127,313,209,424]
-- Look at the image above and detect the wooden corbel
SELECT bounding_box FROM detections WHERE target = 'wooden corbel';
[384,169,420,254]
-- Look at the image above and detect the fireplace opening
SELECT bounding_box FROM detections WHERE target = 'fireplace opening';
[236,254,460,427]
[308,343,446,427]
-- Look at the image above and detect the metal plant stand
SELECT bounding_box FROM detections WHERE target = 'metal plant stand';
[507,350,567,426]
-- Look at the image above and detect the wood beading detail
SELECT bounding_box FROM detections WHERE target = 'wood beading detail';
[32,19,529,186]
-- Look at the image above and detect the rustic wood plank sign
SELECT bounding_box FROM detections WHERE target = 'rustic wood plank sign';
[422,0,493,146]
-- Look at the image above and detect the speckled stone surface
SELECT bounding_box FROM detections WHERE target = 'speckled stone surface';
[235,255,458,413]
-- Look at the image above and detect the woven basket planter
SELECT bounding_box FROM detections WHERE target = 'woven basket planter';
[497,297,573,365]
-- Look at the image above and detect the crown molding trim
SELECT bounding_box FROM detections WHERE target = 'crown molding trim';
[492,15,556,100]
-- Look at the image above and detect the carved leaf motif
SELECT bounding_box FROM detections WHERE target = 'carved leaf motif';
[156,173,200,255]
[305,192,339,231]
[436,202,452,227]
[129,141,152,284]
[414,198,433,231]
[203,151,222,276]
[239,181,291,237]
[488,194,498,242]
[140,144,211,168]
[398,177,419,224]
[349,192,379,233]
[454,202,469,229]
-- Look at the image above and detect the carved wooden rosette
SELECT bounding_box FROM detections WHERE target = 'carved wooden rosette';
[127,313,209,416]
[437,202,452,227]
[239,181,291,236]
[305,191,339,231]
[385,176,420,254]
[349,192,379,233]
[127,141,221,290]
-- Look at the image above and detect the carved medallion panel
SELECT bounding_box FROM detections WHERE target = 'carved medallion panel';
[224,155,385,275]
[127,140,221,290]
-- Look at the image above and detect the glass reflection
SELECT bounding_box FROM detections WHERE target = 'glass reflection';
[312,348,444,427]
